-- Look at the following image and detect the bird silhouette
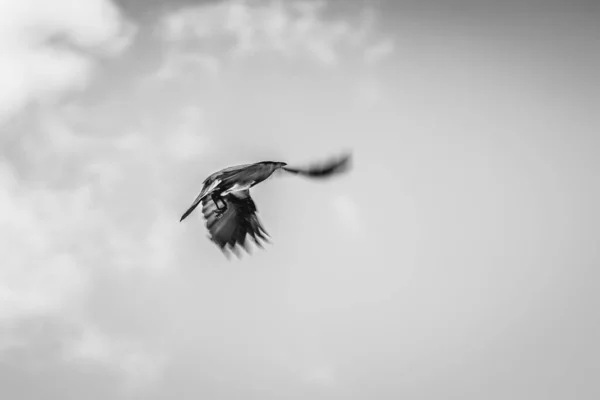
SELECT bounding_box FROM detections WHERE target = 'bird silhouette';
[180,152,351,256]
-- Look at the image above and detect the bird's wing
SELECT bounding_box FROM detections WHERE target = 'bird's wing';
[215,163,253,175]
[282,153,351,178]
[180,178,222,222]
[201,190,269,255]
[180,164,255,222]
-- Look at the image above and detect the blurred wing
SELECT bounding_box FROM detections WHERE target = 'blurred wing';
[201,190,270,254]
[283,152,351,178]
[180,178,222,222]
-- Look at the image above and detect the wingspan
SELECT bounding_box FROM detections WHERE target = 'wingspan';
[201,190,270,255]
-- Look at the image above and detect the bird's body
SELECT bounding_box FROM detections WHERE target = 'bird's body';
[180,154,350,256]
[180,161,286,222]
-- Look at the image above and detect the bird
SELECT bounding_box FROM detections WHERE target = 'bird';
[180,152,351,256]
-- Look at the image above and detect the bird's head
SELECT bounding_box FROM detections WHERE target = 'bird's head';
[265,161,287,168]
[264,161,287,177]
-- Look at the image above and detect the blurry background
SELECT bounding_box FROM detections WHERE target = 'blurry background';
[0,0,598,399]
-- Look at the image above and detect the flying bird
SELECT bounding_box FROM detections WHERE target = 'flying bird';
[180,153,351,256]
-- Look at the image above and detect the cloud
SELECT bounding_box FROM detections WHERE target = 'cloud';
[303,364,336,387]
[156,0,393,78]
[0,97,201,391]
[57,106,210,275]
[1,79,201,326]
[156,51,221,79]
[0,163,91,322]
[331,194,362,237]
[0,0,176,386]
[164,106,212,160]
[0,0,135,123]
[66,324,167,394]
[364,38,395,65]
[354,78,385,109]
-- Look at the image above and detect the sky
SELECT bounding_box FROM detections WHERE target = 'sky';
[0,0,598,399]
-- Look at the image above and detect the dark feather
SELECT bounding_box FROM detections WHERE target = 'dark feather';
[201,190,269,255]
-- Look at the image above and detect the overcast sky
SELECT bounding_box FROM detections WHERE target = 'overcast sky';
[0,0,599,399]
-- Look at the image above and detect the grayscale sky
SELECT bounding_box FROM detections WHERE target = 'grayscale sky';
[1,0,599,399]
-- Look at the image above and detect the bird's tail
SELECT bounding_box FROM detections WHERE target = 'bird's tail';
[282,152,352,178]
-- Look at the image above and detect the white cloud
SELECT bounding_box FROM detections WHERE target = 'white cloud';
[156,51,221,80]
[0,46,203,390]
[66,324,167,393]
[31,105,211,276]
[0,0,134,123]
[364,38,395,65]
[354,78,384,109]
[304,364,336,387]
[165,106,212,160]
[331,194,362,237]
[156,0,393,77]
[0,163,91,321]
[0,107,184,390]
